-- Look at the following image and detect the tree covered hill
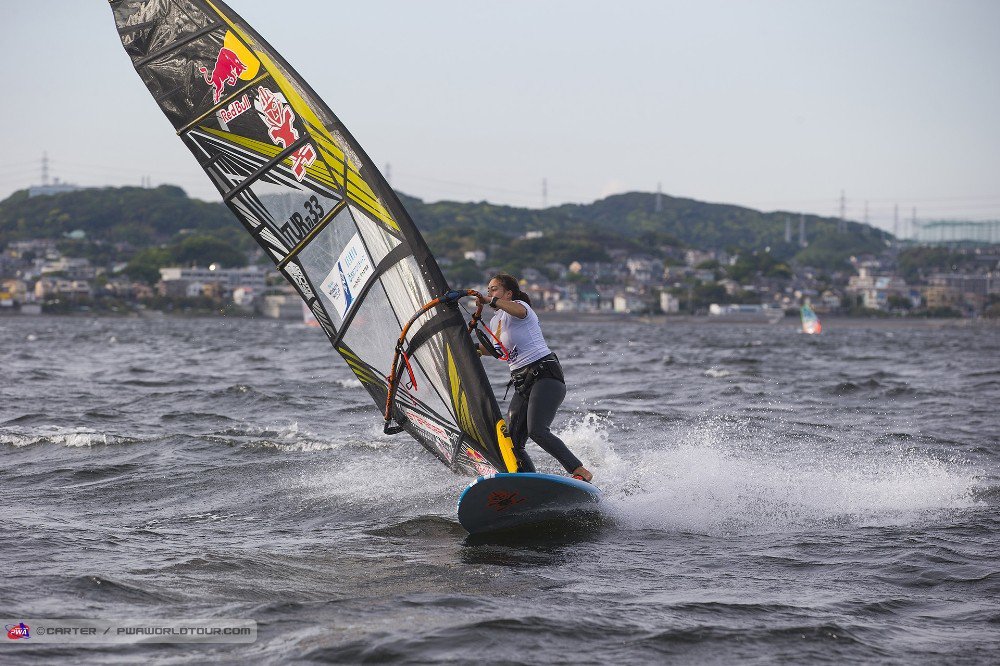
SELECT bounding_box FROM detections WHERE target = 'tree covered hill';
[409,191,887,271]
[1,185,886,273]
[0,185,244,249]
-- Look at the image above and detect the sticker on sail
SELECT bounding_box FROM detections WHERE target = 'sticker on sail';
[404,409,454,462]
[254,85,317,181]
[321,234,374,318]
[217,93,252,129]
[464,446,498,477]
[200,31,260,104]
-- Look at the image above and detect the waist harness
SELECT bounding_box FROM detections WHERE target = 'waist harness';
[507,353,564,399]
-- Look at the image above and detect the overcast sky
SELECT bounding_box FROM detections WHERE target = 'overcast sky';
[2,0,998,235]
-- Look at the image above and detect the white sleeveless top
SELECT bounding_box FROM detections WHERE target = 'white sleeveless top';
[489,301,552,371]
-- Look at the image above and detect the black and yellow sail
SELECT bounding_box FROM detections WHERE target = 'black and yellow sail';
[109,0,516,475]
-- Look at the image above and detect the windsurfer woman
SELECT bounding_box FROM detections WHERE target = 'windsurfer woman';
[476,273,593,482]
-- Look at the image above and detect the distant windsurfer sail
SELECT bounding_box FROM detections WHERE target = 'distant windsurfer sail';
[108,0,518,477]
[801,302,822,335]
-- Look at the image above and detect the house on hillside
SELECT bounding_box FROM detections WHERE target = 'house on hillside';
[846,266,908,311]
[34,277,92,300]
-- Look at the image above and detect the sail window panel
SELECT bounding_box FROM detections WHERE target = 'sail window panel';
[407,333,459,427]
[296,207,375,329]
[350,205,402,266]
[377,258,457,419]
[379,256,434,325]
[339,288,457,427]
[337,287,400,373]
[398,375,459,441]
[237,180,341,261]
[257,187,340,251]
[340,307,457,430]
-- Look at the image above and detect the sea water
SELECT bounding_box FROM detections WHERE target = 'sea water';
[1,315,997,663]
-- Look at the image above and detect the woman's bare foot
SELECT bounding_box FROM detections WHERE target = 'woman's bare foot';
[571,466,593,482]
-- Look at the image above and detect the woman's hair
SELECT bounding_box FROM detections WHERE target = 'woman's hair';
[491,273,532,306]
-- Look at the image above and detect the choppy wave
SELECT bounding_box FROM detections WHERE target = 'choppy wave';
[1,316,997,664]
[0,426,146,448]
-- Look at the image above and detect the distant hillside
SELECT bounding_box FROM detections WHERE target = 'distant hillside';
[0,185,244,249]
[0,185,886,271]
[406,191,886,271]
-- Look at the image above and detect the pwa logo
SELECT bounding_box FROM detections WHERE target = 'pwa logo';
[5,622,30,640]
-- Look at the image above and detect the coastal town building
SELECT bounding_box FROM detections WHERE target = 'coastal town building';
[463,250,486,264]
[846,266,909,311]
[1,279,29,305]
[6,239,58,260]
[625,256,663,285]
[924,273,998,314]
[1,214,997,318]
[685,249,715,267]
[41,257,94,280]
[28,180,85,198]
[34,277,92,300]
[660,291,681,313]
[158,265,267,301]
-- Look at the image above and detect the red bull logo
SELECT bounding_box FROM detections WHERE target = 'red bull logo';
[200,47,247,104]
[254,86,317,181]
[464,446,497,476]
[257,86,297,146]
[218,93,251,124]
[487,490,526,513]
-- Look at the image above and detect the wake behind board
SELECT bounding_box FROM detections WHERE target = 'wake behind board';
[458,473,603,534]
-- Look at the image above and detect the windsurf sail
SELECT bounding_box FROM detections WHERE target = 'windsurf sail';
[109,0,517,476]
[800,302,822,335]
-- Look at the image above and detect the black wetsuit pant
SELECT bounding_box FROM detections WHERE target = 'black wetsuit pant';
[507,377,582,473]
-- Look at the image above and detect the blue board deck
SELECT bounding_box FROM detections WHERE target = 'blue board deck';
[457,472,603,534]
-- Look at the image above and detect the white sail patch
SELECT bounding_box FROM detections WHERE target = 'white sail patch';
[283,261,315,301]
[258,227,289,259]
[321,233,375,318]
